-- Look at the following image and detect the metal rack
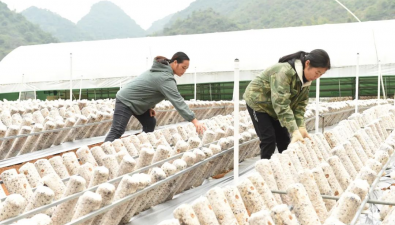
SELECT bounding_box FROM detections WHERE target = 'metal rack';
[0,105,245,167]
[350,150,395,225]
[0,137,259,224]
[305,105,371,132]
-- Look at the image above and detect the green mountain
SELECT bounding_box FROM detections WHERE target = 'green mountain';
[21,6,92,42]
[157,0,395,34]
[0,2,57,61]
[161,8,239,36]
[146,13,174,35]
[77,1,145,40]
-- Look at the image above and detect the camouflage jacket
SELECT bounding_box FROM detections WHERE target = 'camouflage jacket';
[243,59,311,133]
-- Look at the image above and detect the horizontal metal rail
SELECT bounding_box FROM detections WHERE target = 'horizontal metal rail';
[304,106,372,124]
[0,138,257,224]
[0,129,140,168]
[0,119,113,142]
[0,105,246,142]
[0,106,245,166]
[271,190,395,206]
[156,106,226,112]
[0,135,228,199]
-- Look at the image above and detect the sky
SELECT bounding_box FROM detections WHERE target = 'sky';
[1,0,196,30]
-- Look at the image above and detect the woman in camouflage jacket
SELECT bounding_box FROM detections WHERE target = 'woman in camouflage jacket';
[243,49,331,159]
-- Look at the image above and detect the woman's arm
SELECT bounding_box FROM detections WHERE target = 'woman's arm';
[270,72,298,134]
[293,89,311,139]
[158,75,206,134]
[270,71,305,143]
[158,76,195,122]
[293,88,309,128]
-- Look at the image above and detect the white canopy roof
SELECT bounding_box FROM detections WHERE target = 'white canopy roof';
[0,19,394,93]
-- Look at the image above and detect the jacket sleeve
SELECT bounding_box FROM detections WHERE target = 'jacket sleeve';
[293,87,309,128]
[158,75,195,122]
[270,72,299,133]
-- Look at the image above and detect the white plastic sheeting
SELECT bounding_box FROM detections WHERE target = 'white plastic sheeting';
[0,19,395,94]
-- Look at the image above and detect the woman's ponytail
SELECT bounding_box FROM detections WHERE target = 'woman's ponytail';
[278,49,331,69]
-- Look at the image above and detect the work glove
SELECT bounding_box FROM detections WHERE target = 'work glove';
[291,130,305,144]
[299,127,312,140]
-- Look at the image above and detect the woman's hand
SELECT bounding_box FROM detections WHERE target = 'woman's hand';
[291,130,305,144]
[191,118,206,135]
[298,127,311,140]
[149,108,156,117]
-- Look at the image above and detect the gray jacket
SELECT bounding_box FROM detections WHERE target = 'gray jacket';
[116,58,195,122]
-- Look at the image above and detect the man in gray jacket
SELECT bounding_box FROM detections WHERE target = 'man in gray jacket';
[105,52,205,142]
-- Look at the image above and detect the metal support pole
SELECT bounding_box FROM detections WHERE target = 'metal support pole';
[315,78,320,133]
[194,67,197,100]
[333,0,361,22]
[70,53,73,102]
[209,84,212,101]
[79,75,83,100]
[378,60,381,102]
[339,79,341,97]
[355,53,359,113]
[18,74,24,101]
[380,61,386,99]
[233,59,240,184]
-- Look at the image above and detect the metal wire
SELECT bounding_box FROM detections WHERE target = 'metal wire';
[0,134,230,200]
[0,138,257,224]
[156,106,228,112]
[271,190,395,206]
[350,151,395,225]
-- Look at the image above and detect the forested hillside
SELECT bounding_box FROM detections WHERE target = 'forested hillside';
[0,2,57,61]
[77,1,145,40]
[152,0,395,35]
[22,6,92,42]
[161,8,239,36]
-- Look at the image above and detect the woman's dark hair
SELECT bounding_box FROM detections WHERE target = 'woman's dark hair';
[156,52,190,65]
[169,52,189,64]
[278,49,331,69]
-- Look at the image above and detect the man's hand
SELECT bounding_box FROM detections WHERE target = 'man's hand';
[149,108,156,117]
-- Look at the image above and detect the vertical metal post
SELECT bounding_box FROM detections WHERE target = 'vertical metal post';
[209,83,212,101]
[378,60,381,102]
[380,61,386,99]
[79,75,83,100]
[339,79,341,97]
[194,67,197,100]
[321,116,325,133]
[315,78,320,133]
[70,53,73,102]
[19,74,24,101]
[355,53,359,113]
[233,59,240,184]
